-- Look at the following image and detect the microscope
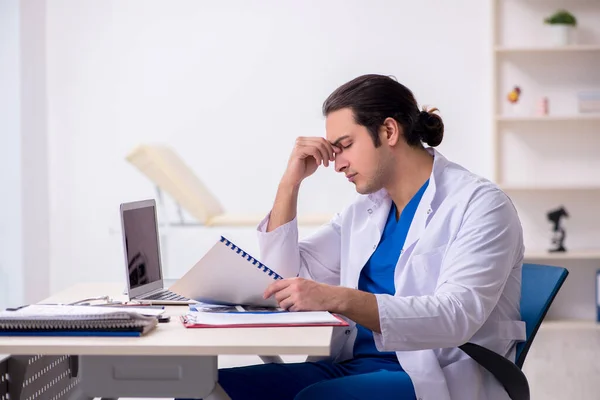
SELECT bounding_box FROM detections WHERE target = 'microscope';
[547,206,569,253]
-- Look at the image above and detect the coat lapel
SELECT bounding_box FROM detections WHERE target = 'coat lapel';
[346,190,391,289]
[386,148,446,265]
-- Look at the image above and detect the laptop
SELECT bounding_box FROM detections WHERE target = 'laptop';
[120,199,195,305]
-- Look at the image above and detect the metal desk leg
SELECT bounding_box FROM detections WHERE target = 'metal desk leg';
[204,383,232,400]
[66,385,94,400]
[1,355,10,400]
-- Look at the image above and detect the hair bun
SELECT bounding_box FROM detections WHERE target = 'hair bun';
[415,107,444,147]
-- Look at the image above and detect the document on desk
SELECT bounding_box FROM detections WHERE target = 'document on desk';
[169,236,284,308]
[181,310,348,328]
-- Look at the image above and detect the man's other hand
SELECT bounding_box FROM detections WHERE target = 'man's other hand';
[263,277,339,312]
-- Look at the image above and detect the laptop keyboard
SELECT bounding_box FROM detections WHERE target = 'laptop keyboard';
[144,290,190,301]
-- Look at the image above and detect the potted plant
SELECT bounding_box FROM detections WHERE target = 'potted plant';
[544,9,577,46]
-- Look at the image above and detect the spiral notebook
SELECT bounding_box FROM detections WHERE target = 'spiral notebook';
[0,305,158,336]
[169,236,283,307]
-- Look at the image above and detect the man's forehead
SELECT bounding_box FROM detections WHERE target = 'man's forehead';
[325,109,357,142]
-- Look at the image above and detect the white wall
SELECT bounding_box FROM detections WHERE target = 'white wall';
[45,0,493,292]
[20,0,51,304]
[0,0,51,307]
[0,0,22,309]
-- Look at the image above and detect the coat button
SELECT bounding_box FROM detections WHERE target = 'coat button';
[373,245,377,250]
[427,208,432,214]
[345,329,351,335]
[367,208,373,214]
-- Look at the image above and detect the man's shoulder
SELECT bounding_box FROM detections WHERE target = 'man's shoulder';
[437,157,508,205]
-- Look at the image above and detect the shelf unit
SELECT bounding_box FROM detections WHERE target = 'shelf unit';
[491,0,600,239]
[492,4,600,396]
[492,0,600,320]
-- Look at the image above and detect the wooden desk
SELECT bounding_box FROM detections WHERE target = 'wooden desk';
[0,283,333,400]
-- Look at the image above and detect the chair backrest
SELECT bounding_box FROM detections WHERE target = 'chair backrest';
[515,263,569,368]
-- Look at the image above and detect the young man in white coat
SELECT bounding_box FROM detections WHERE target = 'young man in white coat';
[214,74,526,400]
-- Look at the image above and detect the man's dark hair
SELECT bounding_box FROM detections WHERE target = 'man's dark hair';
[322,74,444,148]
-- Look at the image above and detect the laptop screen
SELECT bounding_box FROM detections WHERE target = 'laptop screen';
[122,204,162,290]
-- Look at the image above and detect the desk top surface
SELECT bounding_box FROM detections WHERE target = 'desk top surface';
[0,282,333,356]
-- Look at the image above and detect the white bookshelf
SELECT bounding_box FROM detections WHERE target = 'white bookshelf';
[492,0,600,240]
[493,2,600,397]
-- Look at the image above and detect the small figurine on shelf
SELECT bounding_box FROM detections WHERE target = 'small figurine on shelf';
[547,206,569,253]
[507,86,521,104]
[506,86,523,116]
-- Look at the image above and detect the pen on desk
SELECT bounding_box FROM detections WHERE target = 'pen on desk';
[6,305,29,311]
[98,304,165,309]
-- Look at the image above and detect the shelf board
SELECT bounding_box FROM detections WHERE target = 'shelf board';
[495,45,600,53]
[524,249,600,260]
[540,320,600,331]
[499,184,600,191]
[496,115,600,122]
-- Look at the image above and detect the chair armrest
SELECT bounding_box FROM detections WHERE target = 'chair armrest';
[459,342,529,400]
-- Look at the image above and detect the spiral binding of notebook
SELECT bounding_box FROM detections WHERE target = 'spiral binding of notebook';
[220,236,283,281]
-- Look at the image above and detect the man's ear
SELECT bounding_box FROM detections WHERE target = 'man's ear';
[381,117,401,146]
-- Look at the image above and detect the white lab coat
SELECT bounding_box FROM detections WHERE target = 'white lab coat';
[256,148,526,400]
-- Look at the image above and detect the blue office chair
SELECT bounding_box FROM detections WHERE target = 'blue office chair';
[459,263,569,400]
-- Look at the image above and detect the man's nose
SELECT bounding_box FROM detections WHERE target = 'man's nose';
[335,156,348,173]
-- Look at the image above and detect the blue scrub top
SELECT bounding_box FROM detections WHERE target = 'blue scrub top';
[353,179,430,360]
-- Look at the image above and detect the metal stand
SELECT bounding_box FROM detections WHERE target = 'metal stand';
[155,186,202,227]
[2,355,79,400]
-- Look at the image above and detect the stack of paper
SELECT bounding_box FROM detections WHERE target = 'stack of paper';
[181,310,348,328]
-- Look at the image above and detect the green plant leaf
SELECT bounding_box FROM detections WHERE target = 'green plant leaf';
[544,9,577,26]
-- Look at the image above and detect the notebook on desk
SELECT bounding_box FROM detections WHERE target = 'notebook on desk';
[0,305,158,336]
[169,236,284,308]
